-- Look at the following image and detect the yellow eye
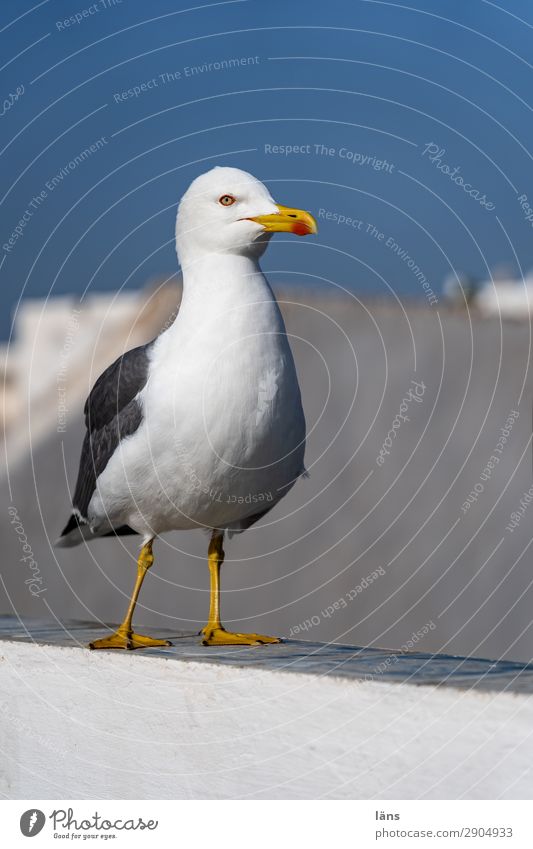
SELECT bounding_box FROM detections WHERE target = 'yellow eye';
[219,194,236,206]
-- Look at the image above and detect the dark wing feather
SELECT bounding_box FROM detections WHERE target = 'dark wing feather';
[60,341,153,536]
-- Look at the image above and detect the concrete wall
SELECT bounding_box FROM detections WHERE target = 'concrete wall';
[2,295,533,662]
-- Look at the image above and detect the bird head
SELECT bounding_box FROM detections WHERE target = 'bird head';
[175,166,317,265]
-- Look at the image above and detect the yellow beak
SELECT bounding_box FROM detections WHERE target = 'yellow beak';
[246,204,318,236]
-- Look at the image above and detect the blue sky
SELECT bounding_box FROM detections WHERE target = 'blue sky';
[1,0,533,336]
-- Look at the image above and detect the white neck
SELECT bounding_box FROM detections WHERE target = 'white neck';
[181,252,267,304]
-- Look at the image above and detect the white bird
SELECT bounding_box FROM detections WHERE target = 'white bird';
[56,166,317,649]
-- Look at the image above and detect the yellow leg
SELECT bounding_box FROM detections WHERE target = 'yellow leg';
[201,530,281,646]
[89,540,172,651]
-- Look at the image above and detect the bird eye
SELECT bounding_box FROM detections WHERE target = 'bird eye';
[219,194,236,206]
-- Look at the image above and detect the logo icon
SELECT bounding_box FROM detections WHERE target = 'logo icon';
[20,809,46,837]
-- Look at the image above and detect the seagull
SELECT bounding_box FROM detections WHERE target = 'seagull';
[57,166,317,649]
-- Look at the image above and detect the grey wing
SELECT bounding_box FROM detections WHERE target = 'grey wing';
[58,341,153,541]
